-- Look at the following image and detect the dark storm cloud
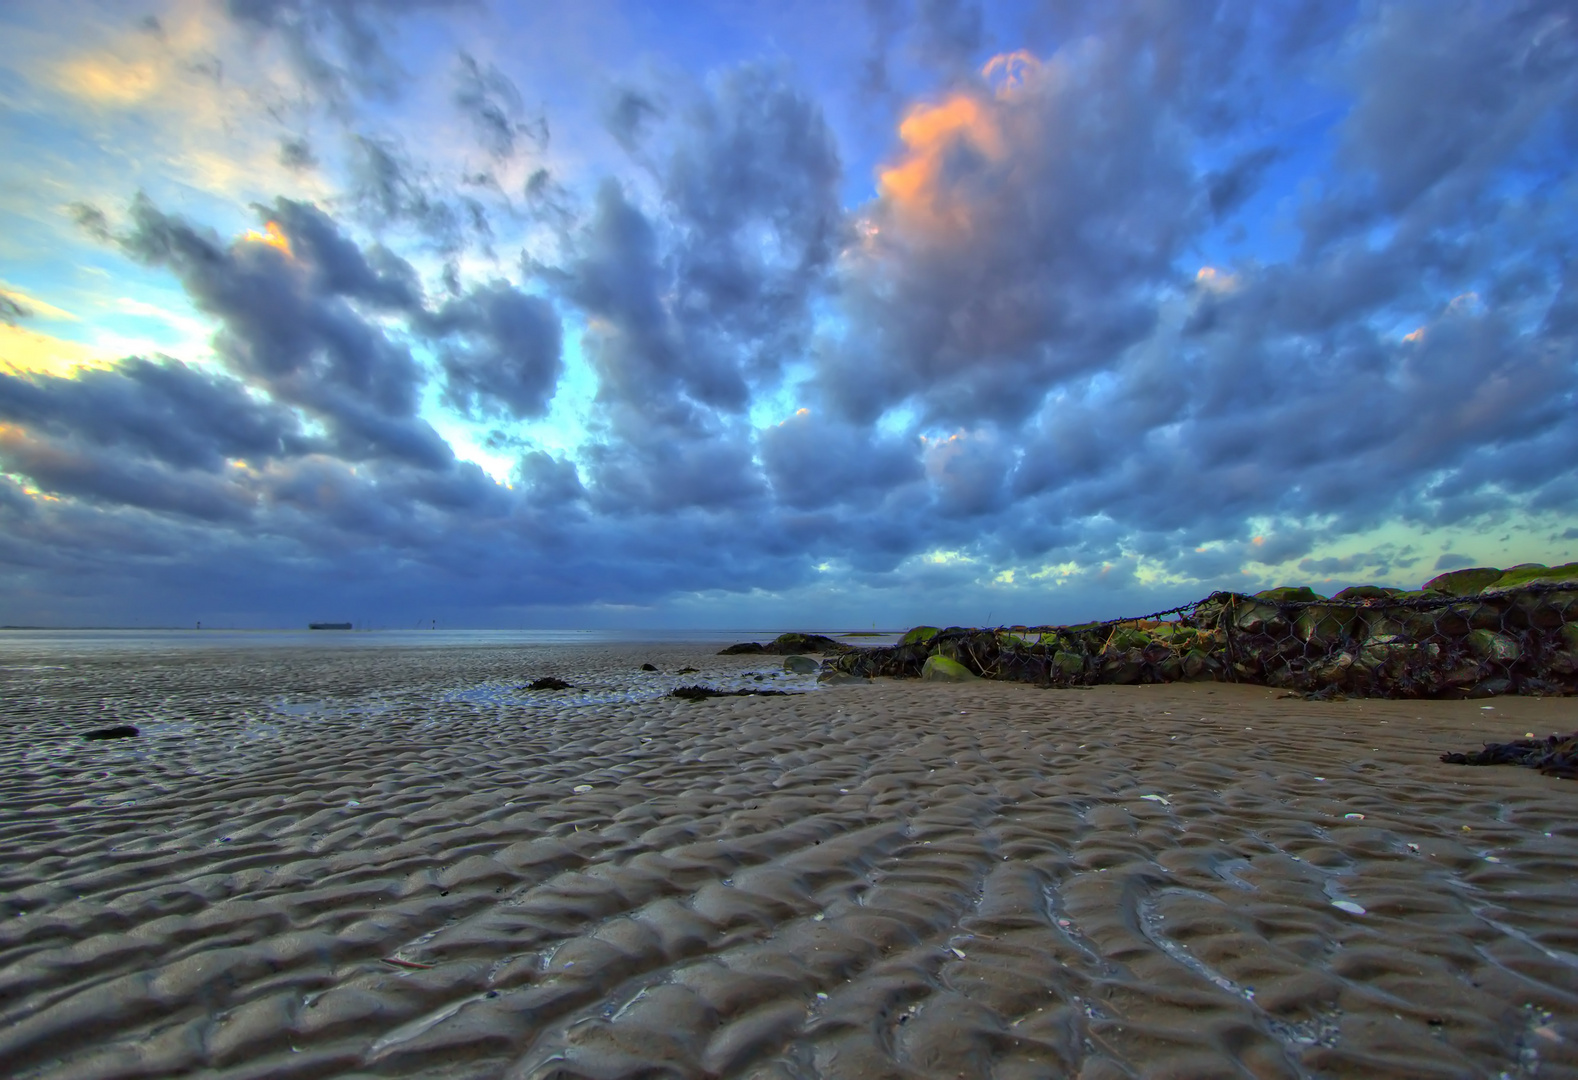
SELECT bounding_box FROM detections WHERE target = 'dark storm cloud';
[111,193,453,470]
[758,410,923,511]
[819,38,1200,429]
[0,423,256,522]
[0,358,306,470]
[426,283,563,420]
[543,65,844,515]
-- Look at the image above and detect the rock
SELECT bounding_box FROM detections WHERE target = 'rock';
[1331,585,1401,601]
[641,663,658,671]
[1466,629,1520,662]
[1310,650,1355,686]
[1483,562,1578,590]
[677,666,699,675]
[1423,567,1504,595]
[83,725,139,740]
[1181,649,1218,679]
[817,671,871,685]
[1254,586,1324,603]
[900,626,940,646]
[525,677,572,690]
[1465,677,1512,699]
[1109,627,1151,650]
[719,632,849,656]
[1098,651,1142,684]
[1295,605,1355,646]
[1051,650,1085,677]
[783,655,819,674]
[1548,651,1578,676]
[921,655,979,682]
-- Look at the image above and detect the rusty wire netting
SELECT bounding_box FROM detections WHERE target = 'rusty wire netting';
[827,580,1578,699]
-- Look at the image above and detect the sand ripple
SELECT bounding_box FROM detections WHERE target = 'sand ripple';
[1,644,1576,1078]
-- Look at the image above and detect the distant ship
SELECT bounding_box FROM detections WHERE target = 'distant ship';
[308,622,353,630]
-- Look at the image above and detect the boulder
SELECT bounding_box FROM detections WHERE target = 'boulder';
[1051,650,1085,677]
[1295,605,1355,646]
[1098,651,1143,684]
[1483,563,1578,590]
[1423,567,1504,595]
[783,655,819,674]
[921,655,979,682]
[718,632,849,656]
[1254,586,1324,603]
[1466,629,1520,662]
[900,626,940,646]
[817,671,871,686]
[524,677,573,690]
[1331,585,1402,601]
[83,725,139,740]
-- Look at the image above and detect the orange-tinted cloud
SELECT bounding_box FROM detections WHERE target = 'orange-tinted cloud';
[241,221,293,258]
[878,93,1006,233]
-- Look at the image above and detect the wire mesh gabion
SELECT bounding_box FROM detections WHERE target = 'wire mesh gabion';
[825,580,1578,699]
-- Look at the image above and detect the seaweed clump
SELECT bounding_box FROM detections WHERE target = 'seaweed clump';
[1441,732,1577,778]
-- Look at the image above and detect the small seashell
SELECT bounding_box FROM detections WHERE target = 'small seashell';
[1330,899,1366,915]
[572,784,593,793]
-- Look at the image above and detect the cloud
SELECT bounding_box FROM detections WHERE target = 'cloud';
[222,0,474,107]
[5,5,1578,627]
[454,51,545,160]
[0,357,306,471]
[820,43,1198,429]
[758,409,923,511]
[427,283,563,419]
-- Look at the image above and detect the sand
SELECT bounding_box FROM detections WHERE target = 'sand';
[1,641,1575,1079]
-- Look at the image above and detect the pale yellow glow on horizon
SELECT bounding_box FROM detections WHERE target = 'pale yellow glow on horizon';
[0,323,107,377]
[0,285,79,323]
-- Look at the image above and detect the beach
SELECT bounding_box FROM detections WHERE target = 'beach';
[1,639,1575,1079]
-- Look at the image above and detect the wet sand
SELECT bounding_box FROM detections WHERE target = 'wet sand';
[1,643,1576,1079]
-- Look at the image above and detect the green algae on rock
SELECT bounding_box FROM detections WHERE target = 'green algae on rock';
[806,562,1578,699]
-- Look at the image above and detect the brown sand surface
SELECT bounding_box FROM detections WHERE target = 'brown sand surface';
[1,642,1576,1079]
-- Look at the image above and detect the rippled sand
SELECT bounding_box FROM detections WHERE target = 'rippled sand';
[2,643,1576,1079]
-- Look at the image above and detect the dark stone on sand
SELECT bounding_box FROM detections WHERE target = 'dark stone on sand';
[524,677,572,691]
[1441,730,1577,778]
[641,663,657,671]
[677,666,699,675]
[83,725,139,740]
[670,684,796,701]
[718,633,850,656]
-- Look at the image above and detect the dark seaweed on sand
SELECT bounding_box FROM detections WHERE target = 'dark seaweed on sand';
[670,685,797,701]
[1440,731,1578,778]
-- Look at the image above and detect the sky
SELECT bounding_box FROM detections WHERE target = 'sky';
[0,0,1576,630]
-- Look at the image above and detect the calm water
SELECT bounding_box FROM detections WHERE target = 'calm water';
[0,627,904,658]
